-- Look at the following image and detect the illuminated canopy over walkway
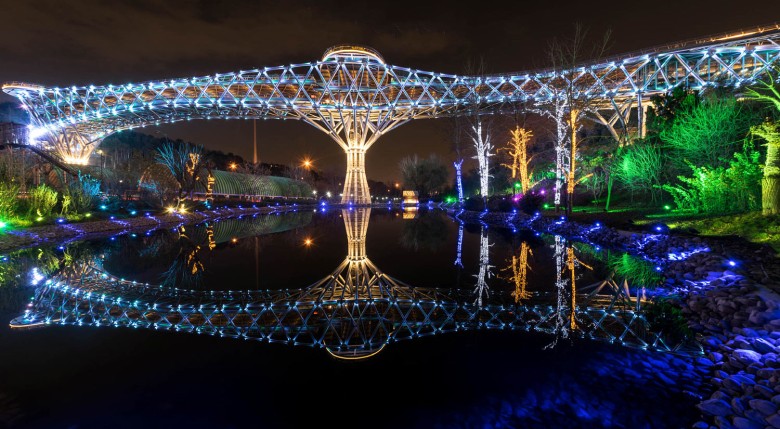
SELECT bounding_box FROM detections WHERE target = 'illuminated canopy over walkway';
[11,208,699,358]
[4,24,779,203]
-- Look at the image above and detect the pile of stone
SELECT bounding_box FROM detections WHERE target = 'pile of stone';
[450,208,780,429]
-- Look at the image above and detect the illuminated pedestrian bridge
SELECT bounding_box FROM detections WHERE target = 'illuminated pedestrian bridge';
[3,24,779,203]
[11,208,700,358]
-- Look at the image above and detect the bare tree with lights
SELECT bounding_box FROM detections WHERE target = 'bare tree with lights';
[469,117,495,206]
[500,125,535,194]
[542,24,612,214]
[155,141,205,209]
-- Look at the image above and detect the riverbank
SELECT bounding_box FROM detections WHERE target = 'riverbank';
[453,208,780,429]
[0,204,315,254]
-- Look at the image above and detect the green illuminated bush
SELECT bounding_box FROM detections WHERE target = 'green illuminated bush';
[27,184,58,218]
[645,298,693,343]
[659,147,761,214]
[608,253,662,287]
[65,173,101,214]
[0,182,20,219]
[614,141,664,203]
[660,95,755,170]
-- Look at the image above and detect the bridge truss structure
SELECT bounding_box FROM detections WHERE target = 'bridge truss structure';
[3,24,780,204]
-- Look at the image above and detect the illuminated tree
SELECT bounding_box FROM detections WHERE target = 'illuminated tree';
[543,23,611,214]
[469,118,494,205]
[751,121,780,214]
[500,126,535,194]
[501,241,533,303]
[473,227,493,308]
[398,154,448,198]
[659,95,753,170]
[155,141,205,208]
[447,116,469,204]
[745,72,780,214]
[614,141,664,203]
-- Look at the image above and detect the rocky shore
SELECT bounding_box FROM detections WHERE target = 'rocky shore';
[0,204,313,254]
[453,209,780,429]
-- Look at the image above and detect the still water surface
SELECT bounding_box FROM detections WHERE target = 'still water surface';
[0,208,702,428]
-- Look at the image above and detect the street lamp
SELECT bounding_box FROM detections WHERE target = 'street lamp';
[301,157,313,170]
[229,162,238,171]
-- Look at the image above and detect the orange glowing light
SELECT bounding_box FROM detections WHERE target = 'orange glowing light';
[303,238,313,246]
[229,162,238,171]
[231,237,238,243]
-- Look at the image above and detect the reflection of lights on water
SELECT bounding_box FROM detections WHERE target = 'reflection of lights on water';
[30,268,44,286]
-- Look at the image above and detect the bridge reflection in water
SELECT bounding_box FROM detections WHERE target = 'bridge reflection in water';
[11,208,701,358]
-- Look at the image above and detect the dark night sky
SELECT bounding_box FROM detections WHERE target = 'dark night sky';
[0,0,777,182]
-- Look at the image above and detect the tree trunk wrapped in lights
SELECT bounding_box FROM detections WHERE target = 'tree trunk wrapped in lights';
[453,159,464,203]
[566,109,582,214]
[501,242,532,303]
[500,126,534,194]
[745,72,780,215]
[752,121,780,215]
[469,118,494,205]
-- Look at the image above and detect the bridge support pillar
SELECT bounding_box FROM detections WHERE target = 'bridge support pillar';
[342,147,371,205]
[49,127,98,165]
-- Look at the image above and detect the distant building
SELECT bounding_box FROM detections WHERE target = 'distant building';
[402,190,418,205]
[0,122,28,144]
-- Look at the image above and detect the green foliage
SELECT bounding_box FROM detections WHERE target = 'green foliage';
[659,95,756,170]
[399,154,449,198]
[155,141,205,202]
[64,173,101,214]
[0,181,20,219]
[648,87,699,131]
[659,146,762,214]
[645,298,693,344]
[614,141,664,202]
[607,253,662,287]
[27,184,58,218]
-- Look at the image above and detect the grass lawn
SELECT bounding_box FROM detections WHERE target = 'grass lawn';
[544,204,780,253]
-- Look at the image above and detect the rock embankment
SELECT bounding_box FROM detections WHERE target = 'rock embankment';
[0,205,309,253]
[452,209,780,429]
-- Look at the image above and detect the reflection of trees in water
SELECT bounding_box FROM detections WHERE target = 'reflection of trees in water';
[399,211,448,252]
[0,242,97,312]
[572,241,662,288]
[102,228,183,280]
[0,391,23,428]
[473,227,493,308]
[501,241,533,303]
[544,235,594,349]
[159,226,206,289]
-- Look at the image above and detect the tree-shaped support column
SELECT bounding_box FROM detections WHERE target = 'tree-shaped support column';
[343,146,370,205]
